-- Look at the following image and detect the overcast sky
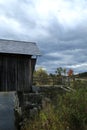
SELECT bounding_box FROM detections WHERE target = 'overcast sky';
[0,0,87,74]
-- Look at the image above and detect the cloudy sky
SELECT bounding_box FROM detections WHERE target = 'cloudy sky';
[0,0,87,74]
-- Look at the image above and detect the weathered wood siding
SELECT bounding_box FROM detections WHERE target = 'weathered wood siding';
[0,54,36,91]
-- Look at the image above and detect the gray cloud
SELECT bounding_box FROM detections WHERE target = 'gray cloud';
[0,0,87,73]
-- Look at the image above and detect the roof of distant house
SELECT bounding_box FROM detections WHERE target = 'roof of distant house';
[0,39,41,56]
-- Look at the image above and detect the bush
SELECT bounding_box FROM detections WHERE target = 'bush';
[57,88,87,130]
[22,87,87,130]
[21,104,61,130]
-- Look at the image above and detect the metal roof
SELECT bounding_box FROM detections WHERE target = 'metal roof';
[0,39,41,56]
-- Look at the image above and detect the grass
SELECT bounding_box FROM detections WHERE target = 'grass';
[21,81,87,130]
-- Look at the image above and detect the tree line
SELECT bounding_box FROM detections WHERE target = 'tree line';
[33,67,74,86]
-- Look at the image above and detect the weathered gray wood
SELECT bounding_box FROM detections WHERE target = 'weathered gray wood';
[31,58,36,87]
[1,55,7,91]
[0,54,36,92]
[7,55,17,91]
[24,57,30,92]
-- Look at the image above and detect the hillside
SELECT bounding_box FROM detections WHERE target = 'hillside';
[76,72,87,78]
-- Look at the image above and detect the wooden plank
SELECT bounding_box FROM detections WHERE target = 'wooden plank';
[0,55,2,91]
[30,58,36,88]
[2,55,7,91]
[28,59,32,91]
[17,56,32,92]
[17,55,24,91]
[24,57,30,91]
[7,55,17,91]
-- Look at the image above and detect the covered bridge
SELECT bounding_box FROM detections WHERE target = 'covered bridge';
[0,39,40,92]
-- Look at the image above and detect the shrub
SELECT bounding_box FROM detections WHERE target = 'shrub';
[22,87,87,130]
[57,88,87,130]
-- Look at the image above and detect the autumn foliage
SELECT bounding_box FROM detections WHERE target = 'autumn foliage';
[67,69,73,76]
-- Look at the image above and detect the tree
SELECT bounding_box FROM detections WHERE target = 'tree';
[67,69,74,86]
[55,67,63,76]
[63,68,67,76]
[33,68,49,85]
[55,67,67,76]
[55,67,67,85]
[67,69,73,76]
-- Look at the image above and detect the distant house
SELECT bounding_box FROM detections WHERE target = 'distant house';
[0,39,41,92]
